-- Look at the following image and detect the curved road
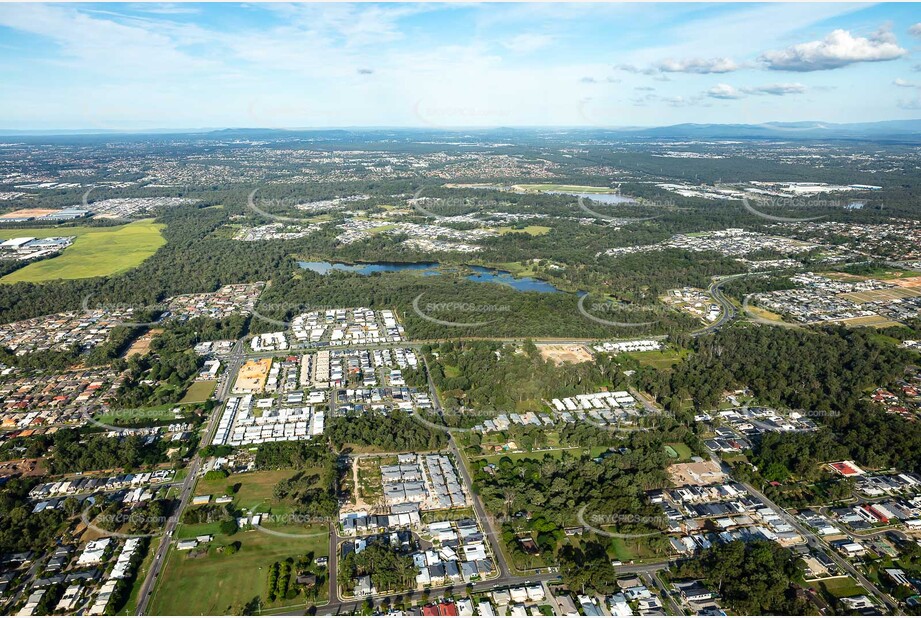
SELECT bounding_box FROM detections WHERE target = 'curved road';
[691,272,751,337]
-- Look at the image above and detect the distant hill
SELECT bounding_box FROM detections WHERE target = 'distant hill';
[3,120,921,141]
[615,120,921,140]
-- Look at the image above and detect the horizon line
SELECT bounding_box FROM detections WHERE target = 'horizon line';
[3,118,921,138]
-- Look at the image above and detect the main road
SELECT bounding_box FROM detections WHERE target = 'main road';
[421,353,512,579]
[706,450,902,615]
[306,560,671,616]
[135,339,246,616]
[690,273,749,337]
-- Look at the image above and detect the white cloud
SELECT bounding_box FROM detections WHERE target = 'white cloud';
[662,95,704,107]
[613,63,657,75]
[615,57,739,76]
[760,28,907,71]
[742,83,807,95]
[707,84,743,99]
[910,23,921,37]
[894,78,920,88]
[656,57,740,74]
[503,33,556,53]
[706,82,806,100]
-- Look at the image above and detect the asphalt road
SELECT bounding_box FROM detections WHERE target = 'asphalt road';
[135,339,246,616]
[421,352,512,578]
[690,274,745,337]
[307,560,672,616]
[136,336,678,616]
[707,451,902,615]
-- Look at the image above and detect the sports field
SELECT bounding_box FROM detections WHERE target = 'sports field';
[0,220,165,283]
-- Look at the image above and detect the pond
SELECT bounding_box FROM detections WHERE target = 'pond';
[298,260,565,293]
[546,191,636,204]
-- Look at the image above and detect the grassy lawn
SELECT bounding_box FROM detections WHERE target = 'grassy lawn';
[0,220,165,283]
[665,442,693,461]
[607,536,669,562]
[496,225,552,236]
[626,348,689,370]
[824,268,921,281]
[746,305,786,322]
[474,446,600,465]
[181,380,217,404]
[94,403,190,426]
[194,469,301,514]
[816,575,865,599]
[148,526,329,615]
[114,540,155,616]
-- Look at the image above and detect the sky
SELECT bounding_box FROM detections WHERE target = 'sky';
[1,2,921,130]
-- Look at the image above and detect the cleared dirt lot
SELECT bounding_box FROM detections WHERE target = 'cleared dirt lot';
[537,343,593,365]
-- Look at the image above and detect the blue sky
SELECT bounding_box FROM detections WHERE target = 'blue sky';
[1,2,920,130]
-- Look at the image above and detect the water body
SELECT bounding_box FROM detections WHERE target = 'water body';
[298,260,564,293]
[465,265,562,293]
[546,191,636,205]
[298,261,441,276]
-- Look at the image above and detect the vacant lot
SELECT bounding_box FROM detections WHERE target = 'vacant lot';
[839,288,921,303]
[149,525,328,615]
[153,467,330,614]
[94,403,188,426]
[836,315,903,329]
[122,328,163,358]
[627,348,689,370]
[0,220,165,283]
[180,380,216,404]
[496,225,552,236]
[194,469,296,514]
[816,575,865,599]
[537,343,593,365]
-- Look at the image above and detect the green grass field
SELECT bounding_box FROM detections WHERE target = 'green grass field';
[94,403,189,426]
[0,220,165,283]
[665,442,693,461]
[148,526,329,615]
[626,348,689,370]
[817,576,865,599]
[496,225,552,236]
[180,380,216,404]
[473,446,610,465]
[194,469,299,514]
[153,468,330,614]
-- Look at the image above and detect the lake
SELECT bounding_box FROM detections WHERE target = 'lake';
[546,191,637,204]
[298,260,564,293]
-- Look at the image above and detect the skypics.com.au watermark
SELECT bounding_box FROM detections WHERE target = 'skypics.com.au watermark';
[577,294,659,329]
[246,187,333,224]
[576,194,668,225]
[412,293,511,328]
[80,294,168,329]
[249,301,341,329]
[741,195,833,223]
[409,186,494,221]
